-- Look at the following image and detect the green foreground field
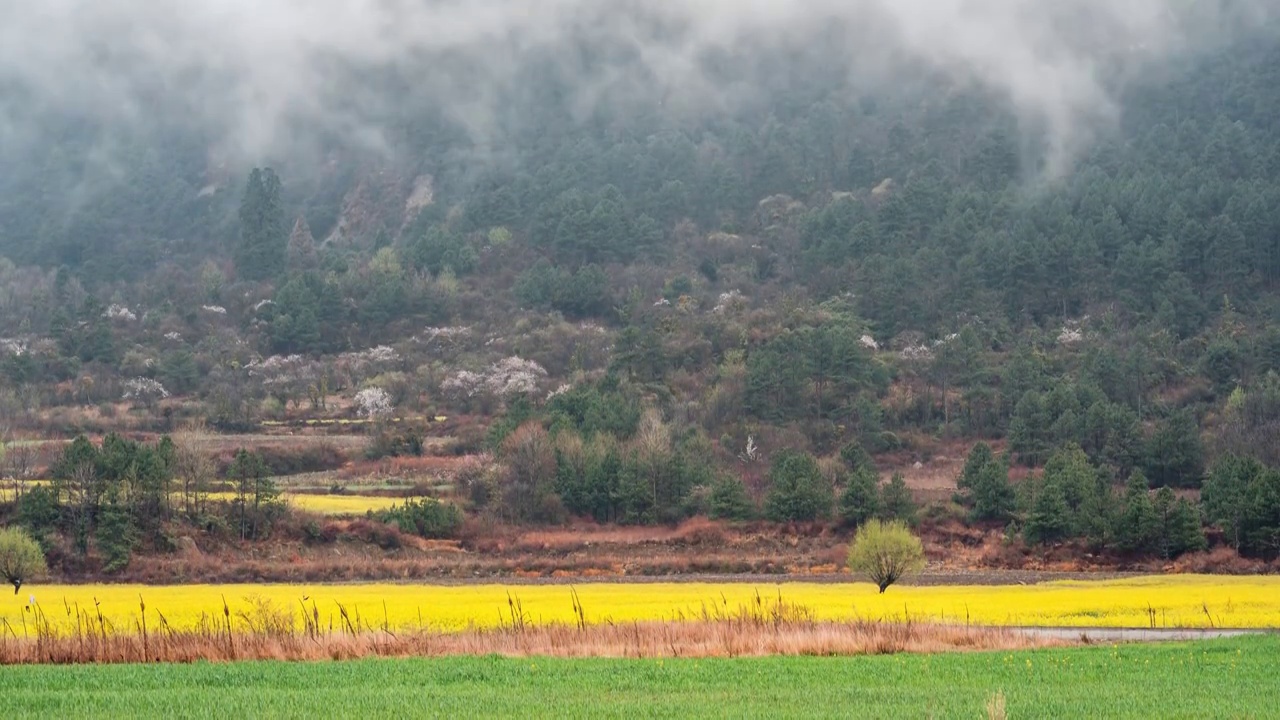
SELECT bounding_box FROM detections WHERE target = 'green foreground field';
[3,636,1277,719]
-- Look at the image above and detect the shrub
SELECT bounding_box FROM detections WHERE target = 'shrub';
[379,498,464,539]
[345,519,404,550]
[364,432,425,461]
[0,526,47,594]
[846,519,925,593]
[231,443,347,476]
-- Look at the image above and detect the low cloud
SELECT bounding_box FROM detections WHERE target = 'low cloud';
[0,0,1273,175]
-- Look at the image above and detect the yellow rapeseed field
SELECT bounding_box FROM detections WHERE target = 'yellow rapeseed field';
[205,492,405,515]
[5,575,1278,636]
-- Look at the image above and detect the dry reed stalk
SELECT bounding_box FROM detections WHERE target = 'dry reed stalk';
[0,616,1065,665]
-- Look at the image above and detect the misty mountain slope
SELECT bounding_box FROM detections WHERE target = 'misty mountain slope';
[0,6,1277,356]
[8,4,1280,551]
[0,2,1275,280]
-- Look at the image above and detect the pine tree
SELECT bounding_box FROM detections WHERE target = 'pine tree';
[287,216,320,272]
[236,168,287,281]
[1115,471,1159,555]
[1202,453,1261,550]
[764,451,832,522]
[1024,476,1071,546]
[878,473,917,526]
[839,466,880,527]
[839,441,875,474]
[709,475,756,521]
[971,457,1016,523]
[957,443,1015,523]
[957,442,995,494]
[1154,486,1206,559]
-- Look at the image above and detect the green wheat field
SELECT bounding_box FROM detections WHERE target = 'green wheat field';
[3,635,1276,719]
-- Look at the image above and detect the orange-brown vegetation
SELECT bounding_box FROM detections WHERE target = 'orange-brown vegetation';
[93,511,1206,587]
[2,596,1065,665]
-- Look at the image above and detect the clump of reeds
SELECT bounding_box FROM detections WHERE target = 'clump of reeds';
[0,592,1067,665]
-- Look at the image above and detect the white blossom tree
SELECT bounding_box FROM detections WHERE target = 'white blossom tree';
[246,354,319,409]
[122,377,170,408]
[355,387,394,421]
[441,356,549,409]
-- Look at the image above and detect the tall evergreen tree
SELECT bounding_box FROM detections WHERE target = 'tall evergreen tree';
[1115,471,1159,555]
[1153,486,1206,560]
[236,168,287,281]
[878,473,917,526]
[764,450,833,522]
[287,216,320,272]
[973,458,1016,523]
[839,466,881,527]
[1024,475,1071,546]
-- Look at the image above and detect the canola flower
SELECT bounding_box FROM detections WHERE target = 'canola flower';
[5,575,1279,636]
[205,492,405,515]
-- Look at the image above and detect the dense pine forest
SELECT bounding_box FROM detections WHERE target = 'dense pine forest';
[2,3,1280,575]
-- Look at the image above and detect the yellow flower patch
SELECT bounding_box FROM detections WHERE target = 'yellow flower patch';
[7,575,1279,636]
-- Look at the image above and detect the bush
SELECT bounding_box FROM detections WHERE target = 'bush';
[364,432,425,461]
[345,519,404,550]
[0,526,48,594]
[846,519,925,593]
[379,498,464,539]
[224,443,347,476]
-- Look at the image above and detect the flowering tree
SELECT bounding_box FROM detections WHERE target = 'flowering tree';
[355,387,394,421]
[485,356,548,396]
[122,377,170,407]
[246,354,320,409]
[103,304,137,321]
[441,356,549,410]
[334,346,400,388]
[440,370,486,402]
[713,290,747,315]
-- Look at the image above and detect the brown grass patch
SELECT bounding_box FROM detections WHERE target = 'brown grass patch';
[1,597,1066,665]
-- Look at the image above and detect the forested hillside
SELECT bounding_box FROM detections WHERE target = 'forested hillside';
[2,5,1280,570]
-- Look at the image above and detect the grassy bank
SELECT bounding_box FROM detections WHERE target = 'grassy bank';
[1,635,1275,718]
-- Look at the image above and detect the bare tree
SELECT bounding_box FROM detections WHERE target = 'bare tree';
[171,426,216,520]
[63,462,100,556]
[4,437,37,502]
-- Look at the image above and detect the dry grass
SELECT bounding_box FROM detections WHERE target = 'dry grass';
[986,690,1008,720]
[0,595,1063,665]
